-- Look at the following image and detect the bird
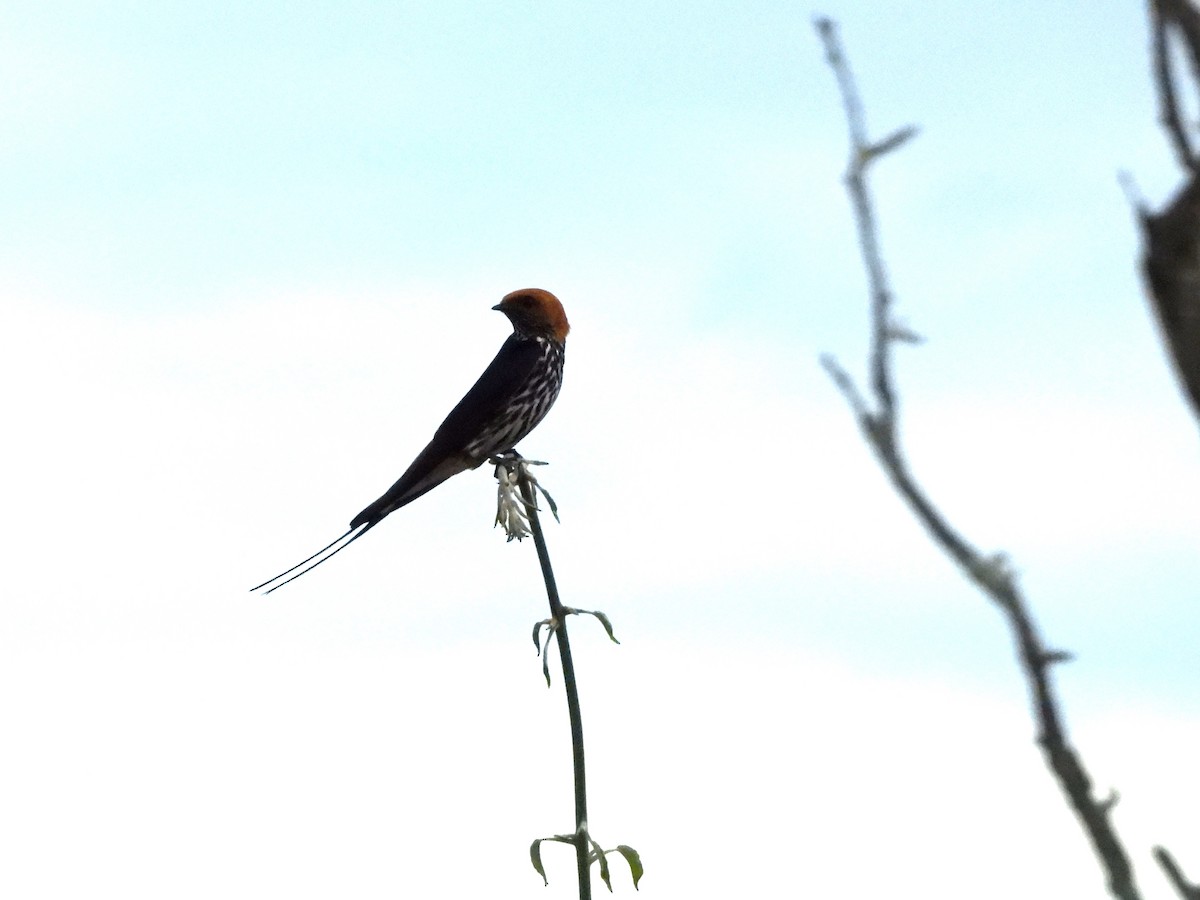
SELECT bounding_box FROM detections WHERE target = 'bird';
[251,288,569,593]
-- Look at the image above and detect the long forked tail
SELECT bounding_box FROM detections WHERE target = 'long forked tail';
[249,523,378,594]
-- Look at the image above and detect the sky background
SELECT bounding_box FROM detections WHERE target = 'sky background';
[3,2,1198,897]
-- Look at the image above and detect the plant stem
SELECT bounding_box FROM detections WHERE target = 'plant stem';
[517,469,590,900]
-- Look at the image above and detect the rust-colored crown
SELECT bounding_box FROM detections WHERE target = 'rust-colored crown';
[493,289,569,343]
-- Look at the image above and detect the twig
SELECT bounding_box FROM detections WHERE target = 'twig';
[1151,0,1199,171]
[817,17,913,418]
[815,17,1142,900]
[1155,846,1200,900]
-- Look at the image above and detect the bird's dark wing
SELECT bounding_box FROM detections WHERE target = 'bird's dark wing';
[349,334,543,528]
[423,333,543,455]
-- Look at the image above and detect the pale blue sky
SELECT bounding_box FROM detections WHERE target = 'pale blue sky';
[2,3,1197,898]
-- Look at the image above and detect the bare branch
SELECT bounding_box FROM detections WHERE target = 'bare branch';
[1139,178,1200,427]
[1140,0,1200,429]
[816,18,1142,900]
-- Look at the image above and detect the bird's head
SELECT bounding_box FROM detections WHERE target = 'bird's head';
[493,289,570,344]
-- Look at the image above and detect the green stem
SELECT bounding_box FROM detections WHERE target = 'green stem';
[517,469,590,900]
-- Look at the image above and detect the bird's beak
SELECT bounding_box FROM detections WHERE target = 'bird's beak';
[491,302,504,312]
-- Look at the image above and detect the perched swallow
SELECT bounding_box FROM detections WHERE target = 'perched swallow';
[252,288,569,593]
